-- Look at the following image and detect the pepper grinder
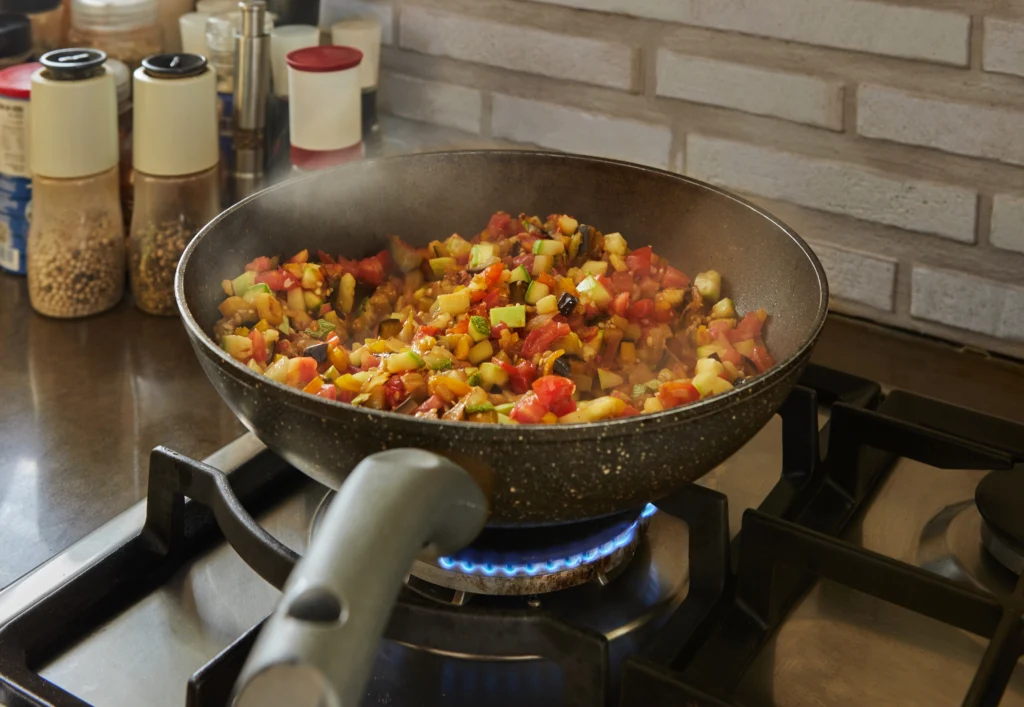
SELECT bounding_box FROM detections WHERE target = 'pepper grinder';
[233,0,268,200]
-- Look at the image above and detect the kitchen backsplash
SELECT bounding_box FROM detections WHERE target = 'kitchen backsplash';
[339,0,1024,359]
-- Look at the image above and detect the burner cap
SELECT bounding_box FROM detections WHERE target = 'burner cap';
[976,469,1024,574]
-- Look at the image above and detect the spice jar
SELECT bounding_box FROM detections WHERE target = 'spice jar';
[68,0,162,70]
[287,45,363,172]
[0,61,40,275]
[330,16,380,135]
[0,0,60,56]
[266,23,317,177]
[106,57,132,228]
[28,48,124,318]
[129,53,218,315]
[0,12,30,66]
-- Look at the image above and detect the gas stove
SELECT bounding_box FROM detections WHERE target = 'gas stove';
[1,364,1023,707]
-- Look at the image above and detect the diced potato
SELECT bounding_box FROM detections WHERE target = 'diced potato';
[619,341,637,365]
[579,396,627,421]
[558,215,578,236]
[695,357,725,377]
[218,296,258,322]
[254,292,284,325]
[222,334,253,361]
[541,412,558,424]
[535,294,559,315]
[693,371,733,397]
[437,290,471,315]
[598,368,624,389]
[643,397,664,413]
[660,288,685,306]
[609,254,628,272]
[695,270,721,302]
[603,232,627,255]
[581,260,609,276]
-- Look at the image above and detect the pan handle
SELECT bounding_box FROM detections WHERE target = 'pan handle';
[231,449,488,707]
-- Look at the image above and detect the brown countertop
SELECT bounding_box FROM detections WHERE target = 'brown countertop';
[2,118,1023,590]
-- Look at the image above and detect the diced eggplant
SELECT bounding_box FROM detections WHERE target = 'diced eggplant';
[552,357,571,378]
[304,341,329,363]
[557,292,579,316]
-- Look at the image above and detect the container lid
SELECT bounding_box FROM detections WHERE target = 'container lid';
[0,60,40,99]
[0,0,61,13]
[71,0,157,33]
[194,0,233,14]
[270,24,318,98]
[106,56,130,104]
[286,45,361,73]
[31,53,119,177]
[0,12,30,58]
[133,53,218,175]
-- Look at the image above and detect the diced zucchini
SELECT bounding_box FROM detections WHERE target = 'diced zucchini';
[323,365,340,381]
[386,350,425,373]
[497,413,515,424]
[389,234,424,273]
[264,356,289,382]
[466,370,482,386]
[695,270,721,301]
[479,362,509,389]
[468,243,497,271]
[577,276,612,307]
[558,214,578,236]
[437,289,471,315]
[426,354,453,371]
[429,240,450,258]
[303,291,323,310]
[532,254,553,276]
[534,294,558,315]
[581,260,609,276]
[444,234,473,258]
[603,232,627,255]
[429,257,458,278]
[301,264,322,289]
[525,281,550,305]
[287,287,305,313]
[693,370,732,397]
[494,402,516,415]
[696,344,724,359]
[568,232,582,260]
[490,304,527,328]
[509,265,531,283]
[734,339,755,358]
[231,271,256,296]
[711,297,737,320]
[466,402,494,414]
[222,334,253,361]
[467,339,494,365]
[695,357,725,377]
[533,239,565,256]
[241,282,272,302]
[597,368,624,389]
[469,315,491,342]
[247,359,264,373]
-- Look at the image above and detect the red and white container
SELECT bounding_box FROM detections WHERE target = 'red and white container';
[286,45,363,171]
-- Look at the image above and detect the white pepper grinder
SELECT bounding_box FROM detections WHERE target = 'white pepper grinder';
[129,53,220,316]
[27,48,125,319]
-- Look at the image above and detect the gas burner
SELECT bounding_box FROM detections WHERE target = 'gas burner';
[411,504,657,596]
[976,469,1024,576]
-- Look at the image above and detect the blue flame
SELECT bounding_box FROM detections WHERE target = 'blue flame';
[437,503,657,577]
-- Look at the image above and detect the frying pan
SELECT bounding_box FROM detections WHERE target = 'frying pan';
[175,150,828,706]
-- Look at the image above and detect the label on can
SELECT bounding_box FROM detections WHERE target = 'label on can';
[0,94,29,178]
[0,213,28,274]
[0,92,30,274]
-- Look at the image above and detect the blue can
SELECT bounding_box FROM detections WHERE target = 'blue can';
[0,61,40,275]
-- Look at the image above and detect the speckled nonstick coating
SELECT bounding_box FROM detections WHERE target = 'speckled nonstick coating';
[176,151,828,527]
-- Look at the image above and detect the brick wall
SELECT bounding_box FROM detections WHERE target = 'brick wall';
[351,0,1024,358]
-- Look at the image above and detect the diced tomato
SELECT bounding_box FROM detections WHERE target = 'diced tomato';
[356,251,391,286]
[416,325,439,339]
[415,395,445,413]
[662,266,690,289]
[499,359,537,394]
[509,391,548,424]
[482,288,503,309]
[360,353,381,370]
[490,322,508,340]
[638,277,660,298]
[618,405,641,418]
[255,268,301,290]
[577,325,599,342]
[520,320,571,358]
[657,380,700,409]
[482,262,504,287]
[315,384,337,400]
[549,397,577,417]
[710,326,742,365]
[245,256,273,273]
[536,272,557,289]
[316,250,337,265]
[470,289,488,304]
[609,291,631,318]
[609,271,634,294]
[532,375,575,410]
[288,249,309,264]
[248,329,267,365]
[728,311,766,343]
[625,246,653,277]
[511,253,535,272]
[487,212,519,239]
[336,388,357,404]
[628,298,655,321]
[384,376,407,409]
[451,319,470,335]
[751,338,775,373]
[286,357,318,387]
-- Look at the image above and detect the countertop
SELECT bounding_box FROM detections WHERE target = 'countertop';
[2,117,1024,590]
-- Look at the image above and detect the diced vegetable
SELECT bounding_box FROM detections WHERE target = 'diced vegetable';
[695,270,721,301]
[558,215,578,236]
[467,339,494,364]
[532,255,553,276]
[581,260,608,276]
[692,370,732,397]
[525,281,550,305]
[711,297,736,320]
[445,234,473,258]
[535,294,558,315]
[510,265,531,283]
[469,315,491,342]
[603,232,627,255]
[479,361,509,389]
[241,282,272,302]
[429,257,458,278]
[222,334,253,361]
[386,350,425,373]
[577,276,612,307]
[389,234,424,273]
[597,368,624,389]
[437,290,471,315]
[468,243,497,271]
[231,271,256,296]
[533,239,565,256]
[734,339,755,358]
[490,304,527,329]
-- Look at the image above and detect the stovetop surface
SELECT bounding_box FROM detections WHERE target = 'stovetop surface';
[3,369,1024,706]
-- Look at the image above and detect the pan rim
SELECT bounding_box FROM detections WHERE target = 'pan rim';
[176,149,829,435]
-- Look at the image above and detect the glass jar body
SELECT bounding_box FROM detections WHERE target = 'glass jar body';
[28,166,125,318]
[28,5,64,55]
[129,166,219,315]
[67,23,162,70]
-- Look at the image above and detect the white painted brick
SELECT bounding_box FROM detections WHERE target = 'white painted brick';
[379,74,482,134]
[491,94,672,169]
[857,84,1024,168]
[990,194,1024,255]
[999,288,1024,340]
[910,266,1012,336]
[685,135,977,242]
[322,1,395,45]
[807,240,896,311]
[399,6,635,90]
[656,51,843,130]
[983,18,1024,79]
[529,0,969,65]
